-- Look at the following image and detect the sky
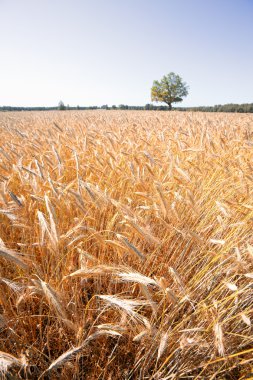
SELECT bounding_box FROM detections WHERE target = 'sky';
[0,0,252,107]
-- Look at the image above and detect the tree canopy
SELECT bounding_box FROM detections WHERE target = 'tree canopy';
[151,72,189,109]
[58,101,66,110]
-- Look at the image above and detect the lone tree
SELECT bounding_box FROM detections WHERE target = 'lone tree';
[58,101,66,111]
[151,72,189,110]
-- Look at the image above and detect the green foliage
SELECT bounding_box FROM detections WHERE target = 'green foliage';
[58,101,66,111]
[151,72,189,109]
[145,103,154,110]
[179,103,253,113]
[1,103,253,113]
[118,104,129,110]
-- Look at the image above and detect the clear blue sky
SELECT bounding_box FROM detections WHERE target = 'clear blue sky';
[0,0,252,107]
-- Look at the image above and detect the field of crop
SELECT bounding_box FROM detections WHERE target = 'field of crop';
[0,110,253,379]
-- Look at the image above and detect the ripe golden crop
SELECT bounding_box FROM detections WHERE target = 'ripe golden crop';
[0,110,253,379]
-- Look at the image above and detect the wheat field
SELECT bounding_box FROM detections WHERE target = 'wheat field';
[0,110,253,379]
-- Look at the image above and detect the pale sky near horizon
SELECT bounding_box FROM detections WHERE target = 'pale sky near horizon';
[0,0,252,107]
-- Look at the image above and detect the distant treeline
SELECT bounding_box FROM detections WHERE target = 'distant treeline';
[179,103,253,113]
[1,103,253,113]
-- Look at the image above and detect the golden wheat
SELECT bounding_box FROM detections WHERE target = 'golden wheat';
[0,110,253,379]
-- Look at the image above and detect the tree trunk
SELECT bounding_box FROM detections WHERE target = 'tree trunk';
[168,103,172,110]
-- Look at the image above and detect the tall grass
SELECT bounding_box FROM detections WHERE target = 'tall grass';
[0,110,253,379]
